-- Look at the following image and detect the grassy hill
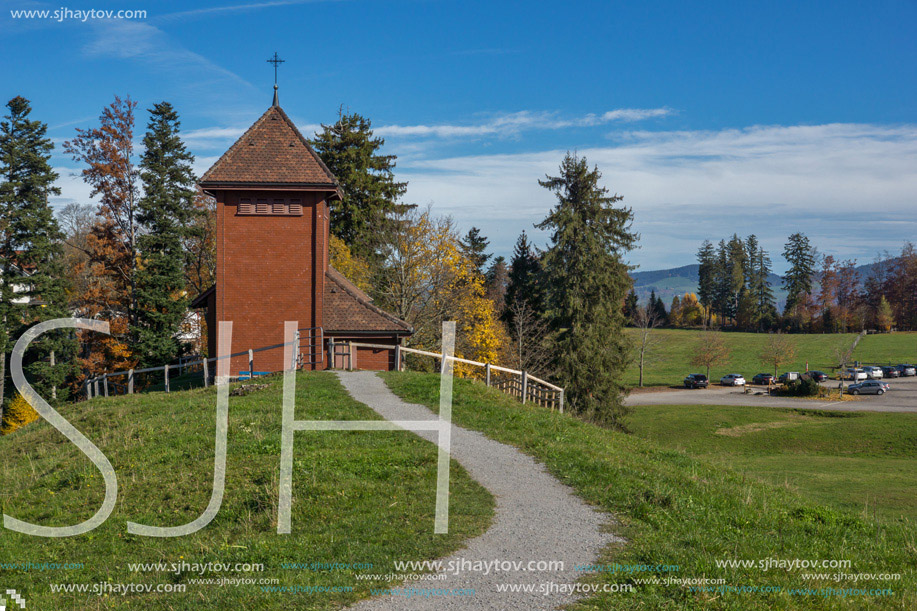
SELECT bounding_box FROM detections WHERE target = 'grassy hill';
[0,372,493,610]
[384,372,917,610]
[624,329,917,387]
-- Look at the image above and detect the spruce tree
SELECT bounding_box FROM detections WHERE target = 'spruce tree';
[623,288,639,323]
[461,226,491,275]
[536,153,637,428]
[696,240,716,326]
[782,232,816,316]
[134,102,196,366]
[310,110,408,258]
[0,96,78,408]
[505,230,544,316]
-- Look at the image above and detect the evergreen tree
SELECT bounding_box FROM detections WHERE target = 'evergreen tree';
[0,96,78,410]
[310,110,408,258]
[461,226,491,275]
[134,102,196,366]
[713,240,730,323]
[782,232,816,316]
[696,240,716,326]
[536,153,637,428]
[505,231,543,316]
[725,234,747,322]
[484,255,509,313]
[623,288,639,323]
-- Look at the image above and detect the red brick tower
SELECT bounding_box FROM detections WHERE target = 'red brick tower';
[193,97,411,374]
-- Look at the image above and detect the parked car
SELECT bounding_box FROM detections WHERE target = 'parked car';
[862,366,884,379]
[806,370,829,383]
[896,364,917,377]
[847,380,890,395]
[882,366,901,378]
[720,373,746,386]
[684,374,709,389]
[841,368,868,381]
[752,373,775,385]
[778,372,800,383]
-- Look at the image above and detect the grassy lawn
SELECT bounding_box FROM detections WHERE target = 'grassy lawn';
[382,371,917,610]
[624,329,917,387]
[0,371,493,610]
[626,405,917,522]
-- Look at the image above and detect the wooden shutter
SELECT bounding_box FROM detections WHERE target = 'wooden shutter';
[288,198,302,215]
[272,198,286,214]
[255,199,269,214]
[238,198,253,215]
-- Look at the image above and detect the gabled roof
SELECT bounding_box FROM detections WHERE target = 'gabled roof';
[199,105,337,188]
[323,267,413,335]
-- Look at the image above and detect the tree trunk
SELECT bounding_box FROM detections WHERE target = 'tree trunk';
[0,351,6,426]
[639,352,644,387]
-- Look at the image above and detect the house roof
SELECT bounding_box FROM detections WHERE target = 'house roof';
[199,105,338,188]
[189,285,214,309]
[323,267,413,335]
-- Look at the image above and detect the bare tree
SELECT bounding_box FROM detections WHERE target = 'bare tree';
[633,305,661,387]
[508,299,553,377]
[691,331,730,380]
[759,332,797,379]
[834,330,866,397]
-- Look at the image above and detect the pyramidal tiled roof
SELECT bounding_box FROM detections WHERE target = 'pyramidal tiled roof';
[200,105,337,187]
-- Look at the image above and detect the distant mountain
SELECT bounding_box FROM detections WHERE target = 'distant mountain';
[629,259,889,312]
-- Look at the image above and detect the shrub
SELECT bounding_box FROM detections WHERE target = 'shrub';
[782,376,821,397]
[1,393,40,435]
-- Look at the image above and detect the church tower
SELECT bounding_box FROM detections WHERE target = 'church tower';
[193,83,411,373]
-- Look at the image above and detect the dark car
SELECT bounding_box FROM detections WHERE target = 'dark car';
[848,380,890,395]
[896,364,917,377]
[752,373,775,385]
[882,366,900,378]
[806,371,829,383]
[684,374,709,389]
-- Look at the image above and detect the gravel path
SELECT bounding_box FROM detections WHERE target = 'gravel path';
[337,371,618,611]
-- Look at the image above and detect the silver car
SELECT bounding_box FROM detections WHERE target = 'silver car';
[862,366,884,379]
[847,380,889,395]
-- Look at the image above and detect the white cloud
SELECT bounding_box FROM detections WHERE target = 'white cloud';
[400,123,917,270]
[374,108,673,139]
[159,0,344,21]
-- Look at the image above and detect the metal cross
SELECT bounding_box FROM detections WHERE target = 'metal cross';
[267,52,285,86]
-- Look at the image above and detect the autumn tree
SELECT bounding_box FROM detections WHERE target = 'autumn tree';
[690,331,729,380]
[759,332,797,379]
[310,110,408,258]
[0,96,78,409]
[537,152,637,428]
[134,102,196,366]
[329,234,372,293]
[64,96,140,376]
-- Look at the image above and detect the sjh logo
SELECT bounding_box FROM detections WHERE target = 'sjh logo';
[0,589,25,610]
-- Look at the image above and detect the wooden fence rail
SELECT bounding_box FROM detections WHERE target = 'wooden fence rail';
[347,342,565,413]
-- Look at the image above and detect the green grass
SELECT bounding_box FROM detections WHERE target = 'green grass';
[626,405,917,523]
[382,371,917,610]
[0,371,494,610]
[625,329,917,387]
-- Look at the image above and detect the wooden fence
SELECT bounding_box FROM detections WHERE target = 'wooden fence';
[347,342,565,413]
[81,332,565,414]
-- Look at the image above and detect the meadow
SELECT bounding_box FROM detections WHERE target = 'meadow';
[624,329,917,387]
[384,372,917,610]
[0,372,493,610]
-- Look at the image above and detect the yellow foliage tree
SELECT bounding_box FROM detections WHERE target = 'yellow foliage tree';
[329,234,373,293]
[1,393,40,435]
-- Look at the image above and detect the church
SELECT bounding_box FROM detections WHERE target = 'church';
[190,85,412,374]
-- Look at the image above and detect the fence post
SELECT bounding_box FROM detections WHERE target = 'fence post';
[395,344,401,372]
[348,342,355,371]
[249,349,254,380]
[103,374,109,397]
[558,389,564,414]
[521,371,528,404]
[203,357,210,387]
[164,364,170,393]
[85,380,92,400]
[50,350,56,401]
[328,339,335,370]
[93,377,99,397]
[485,363,491,387]
[128,369,134,395]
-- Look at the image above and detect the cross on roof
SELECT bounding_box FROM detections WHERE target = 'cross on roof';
[267,51,285,85]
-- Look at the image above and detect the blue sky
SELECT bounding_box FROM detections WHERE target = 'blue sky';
[2,0,916,271]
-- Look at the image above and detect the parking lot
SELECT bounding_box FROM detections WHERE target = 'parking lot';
[626,375,917,412]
